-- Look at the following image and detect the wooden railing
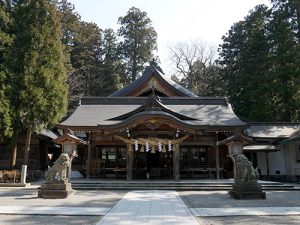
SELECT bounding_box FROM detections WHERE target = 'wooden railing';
[85,160,127,178]
[180,164,225,178]
[0,170,21,183]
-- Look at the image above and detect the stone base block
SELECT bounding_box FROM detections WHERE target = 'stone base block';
[229,180,266,200]
[229,190,266,199]
[38,182,74,199]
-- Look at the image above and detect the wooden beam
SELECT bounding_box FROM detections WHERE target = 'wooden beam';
[114,135,189,146]
[87,132,91,179]
[216,144,220,179]
[215,132,220,179]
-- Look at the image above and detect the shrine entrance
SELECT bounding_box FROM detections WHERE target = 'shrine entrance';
[115,133,188,180]
[134,149,173,179]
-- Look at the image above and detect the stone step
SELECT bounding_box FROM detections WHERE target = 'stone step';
[71,184,294,188]
[71,183,297,191]
[70,179,298,191]
[70,181,286,186]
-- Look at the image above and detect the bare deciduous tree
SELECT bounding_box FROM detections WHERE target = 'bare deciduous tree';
[168,40,224,96]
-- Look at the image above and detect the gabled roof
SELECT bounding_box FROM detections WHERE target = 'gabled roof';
[243,145,279,152]
[109,92,196,121]
[245,122,300,138]
[110,67,198,97]
[279,128,300,144]
[53,133,87,145]
[218,133,253,145]
[280,134,300,144]
[38,129,58,140]
[58,96,247,130]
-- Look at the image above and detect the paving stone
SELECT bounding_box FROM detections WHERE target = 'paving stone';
[0,206,110,216]
[190,207,300,217]
[96,190,199,225]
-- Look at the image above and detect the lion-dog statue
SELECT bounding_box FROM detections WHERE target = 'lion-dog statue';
[235,154,259,181]
[45,153,70,183]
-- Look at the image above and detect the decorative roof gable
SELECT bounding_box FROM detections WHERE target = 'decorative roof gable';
[110,67,198,97]
[109,90,197,121]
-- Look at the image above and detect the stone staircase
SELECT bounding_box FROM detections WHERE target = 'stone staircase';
[71,179,298,191]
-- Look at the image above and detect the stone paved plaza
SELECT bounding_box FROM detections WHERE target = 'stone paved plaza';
[1,186,300,224]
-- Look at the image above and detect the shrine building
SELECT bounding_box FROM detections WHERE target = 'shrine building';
[57,66,286,180]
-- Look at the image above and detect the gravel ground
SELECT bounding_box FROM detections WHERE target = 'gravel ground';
[0,187,127,208]
[180,190,300,225]
[179,190,300,208]
[0,187,126,225]
[196,215,300,225]
[0,215,102,225]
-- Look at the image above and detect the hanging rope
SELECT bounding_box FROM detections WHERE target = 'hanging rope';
[114,135,189,151]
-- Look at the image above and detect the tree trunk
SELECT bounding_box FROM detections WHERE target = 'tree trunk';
[23,129,32,166]
[10,142,17,169]
[9,134,18,169]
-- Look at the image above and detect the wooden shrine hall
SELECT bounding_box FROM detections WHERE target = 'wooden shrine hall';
[58,67,249,180]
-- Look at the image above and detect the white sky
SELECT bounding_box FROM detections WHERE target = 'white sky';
[69,0,270,73]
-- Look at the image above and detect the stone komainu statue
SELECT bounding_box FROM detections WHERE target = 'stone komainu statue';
[45,153,70,183]
[235,154,259,181]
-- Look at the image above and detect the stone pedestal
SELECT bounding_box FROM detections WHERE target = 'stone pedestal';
[38,181,74,199]
[229,180,266,200]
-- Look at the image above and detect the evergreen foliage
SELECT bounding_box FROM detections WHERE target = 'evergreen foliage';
[118,7,157,83]
[218,3,300,122]
[97,28,125,96]
[68,21,102,107]
[53,0,80,73]
[7,0,68,164]
[54,1,125,110]
[0,0,13,139]
[51,4,158,108]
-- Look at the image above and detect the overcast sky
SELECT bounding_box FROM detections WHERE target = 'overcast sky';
[69,0,270,72]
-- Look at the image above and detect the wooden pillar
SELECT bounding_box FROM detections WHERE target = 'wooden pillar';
[87,133,91,179]
[127,144,133,180]
[265,151,270,180]
[173,144,180,180]
[215,144,220,179]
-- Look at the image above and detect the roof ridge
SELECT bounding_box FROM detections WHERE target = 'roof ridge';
[81,96,228,100]
[80,96,229,105]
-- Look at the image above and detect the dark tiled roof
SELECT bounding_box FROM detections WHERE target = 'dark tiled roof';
[245,124,300,138]
[218,133,252,145]
[110,67,198,97]
[243,145,279,151]
[108,95,197,121]
[60,96,246,128]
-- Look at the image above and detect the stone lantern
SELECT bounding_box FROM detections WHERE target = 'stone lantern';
[38,130,86,199]
[218,133,252,179]
[53,131,87,181]
[218,133,266,199]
